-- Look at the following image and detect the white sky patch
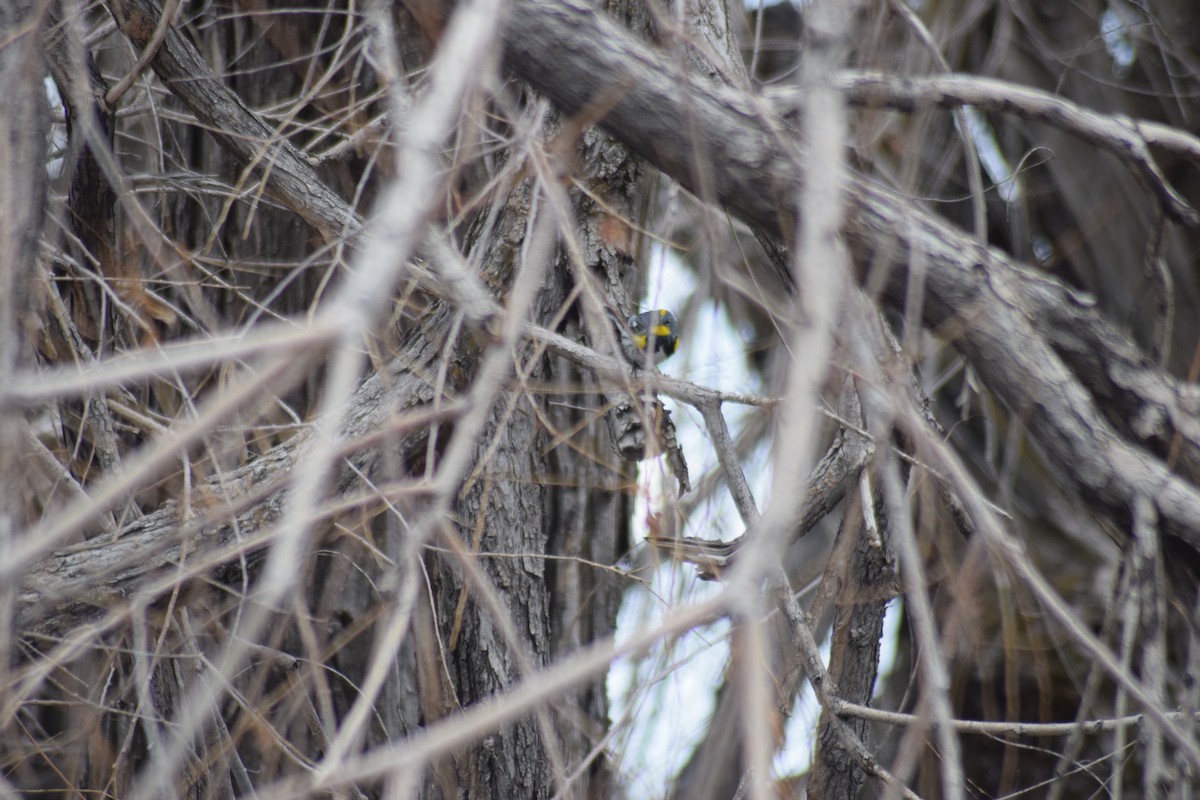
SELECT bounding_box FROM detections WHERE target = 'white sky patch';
[607,578,731,797]
[640,244,766,530]
[961,107,1021,205]
[610,244,762,795]
[876,597,903,693]
[774,594,904,778]
[610,245,779,792]
[630,244,767,546]
[611,243,902,792]
[744,0,806,10]
[1100,5,1137,78]
[44,76,68,179]
[774,627,829,777]
[1032,234,1055,266]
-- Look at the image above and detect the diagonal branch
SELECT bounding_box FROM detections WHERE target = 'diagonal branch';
[496,0,1200,550]
[104,0,361,241]
[811,72,1200,226]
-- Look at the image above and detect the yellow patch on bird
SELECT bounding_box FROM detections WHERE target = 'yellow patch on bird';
[652,325,672,338]
[633,334,649,349]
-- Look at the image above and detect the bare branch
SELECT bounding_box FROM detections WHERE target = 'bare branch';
[105,0,361,240]
[832,701,1200,739]
[497,0,1200,553]
[807,71,1200,226]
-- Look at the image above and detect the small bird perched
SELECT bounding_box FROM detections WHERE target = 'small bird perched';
[619,309,679,367]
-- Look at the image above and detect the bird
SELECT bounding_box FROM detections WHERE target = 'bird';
[618,308,679,367]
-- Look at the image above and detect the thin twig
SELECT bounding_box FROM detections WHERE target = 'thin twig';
[793,71,1200,225]
[832,699,1200,738]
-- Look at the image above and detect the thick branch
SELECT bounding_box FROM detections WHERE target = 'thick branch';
[15,316,767,637]
[498,0,1200,547]
[104,0,361,241]
[17,327,445,638]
